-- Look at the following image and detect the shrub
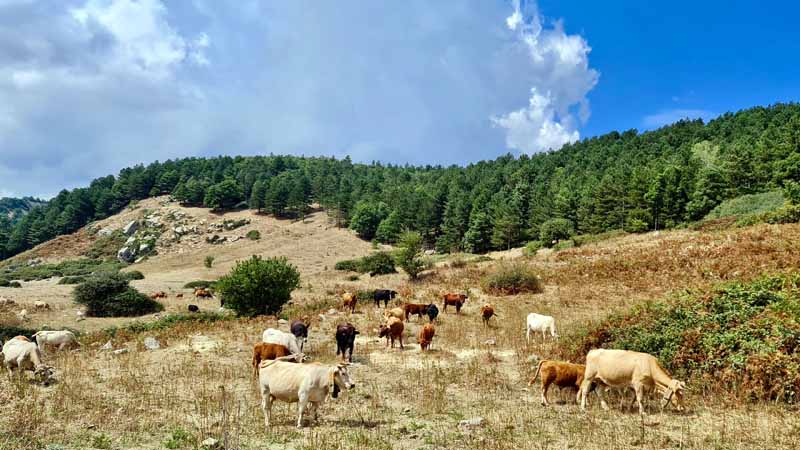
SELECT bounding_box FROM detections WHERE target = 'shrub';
[334,259,360,272]
[480,263,543,295]
[0,323,37,343]
[8,281,21,288]
[396,231,425,280]
[0,278,9,287]
[246,229,261,240]
[764,204,800,224]
[74,273,163,317]
[84,230,127,259]
[204,255,215,268]
[449,256,467,269]
[58,276,86,285]
[705,190,785,220]
[184,280,216,290]
[346,274,360,281]
[539,218,575,247]
[553,240,575,251]
[215,255,300,317]
[523,240,543,256]
[625,218,649,233]
[122,270,145,281]
[334,252,396,275]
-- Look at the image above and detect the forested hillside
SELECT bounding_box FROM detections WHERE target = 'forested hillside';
[0,197,46,223]
[2,103,799,261]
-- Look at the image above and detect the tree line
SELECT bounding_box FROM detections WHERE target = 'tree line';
[1,102,799,261]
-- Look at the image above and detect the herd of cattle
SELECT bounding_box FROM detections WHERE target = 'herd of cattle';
[0,287,687,429]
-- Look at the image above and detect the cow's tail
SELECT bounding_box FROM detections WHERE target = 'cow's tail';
[528,360,546,386]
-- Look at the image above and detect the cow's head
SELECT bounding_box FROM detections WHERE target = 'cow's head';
[330,364,355,398]
[661,380,686,411]
[390,290,398,299]
[378,325,390,338]
[34,365,55,386]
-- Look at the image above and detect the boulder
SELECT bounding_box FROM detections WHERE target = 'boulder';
[424,249,436,256]
[112,349,129,355]
[122,220,139,236]
[459,417,485,428]
[139,243,151,254]
[201,438,221,450]
[100,341,113,351]
[97,228,113,237]
[143,337,161,350]
[117,246,135,263]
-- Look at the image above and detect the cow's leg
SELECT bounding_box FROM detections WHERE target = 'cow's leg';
[259,382,271,428]
[526,326,531,342]
[399,335,404,349]
[541,381,550,406]
[297,394,309,428]
[598,386,610,410]
[633,384,645,414]
[579,379,592,411]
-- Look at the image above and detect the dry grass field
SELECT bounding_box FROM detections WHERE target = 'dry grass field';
[2,201,800,449]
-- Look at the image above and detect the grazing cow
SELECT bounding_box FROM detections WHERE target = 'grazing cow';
[442,293,468,313]
[342,292,357,313]
[529,360,587,406]
[335,323,359,362]
[150,291,167,299]
[480,304,496,327]
[252,343,298,376]
[526,313,558,341]
[33,301,50,310]
[290,319,310,351]
[384,307,405,322]
[379,317,404,349]
[418,324,436,351]
[425,304,439,323]
[176,293,184,298]
[0,297,15,306]
[373,289,398,308]
[263,329,302,356]
[580,349,686,414]
[259,358,355,428]
[402,303,428,322]
[2,337,54,384]
[187,304,199,313]
[33,330,80,352]
[194,288,213,299]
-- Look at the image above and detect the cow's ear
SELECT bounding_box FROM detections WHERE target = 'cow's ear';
[355,330,360,334]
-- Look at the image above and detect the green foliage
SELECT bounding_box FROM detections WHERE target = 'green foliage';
[73,272,163,317]
[121,270,144,281]
[396,231,425,279]
[8,281,21,288]
[333,259,360,272]
[84,230,127,259]
[204,255,215,268]
[163,428,196,450]
[523,240,543,256]
[784,180,800,205]
[0,278,9,287]
[553,240,575,251]
[705,190,786,220]
[246,229,261,240]
[349,201,389,240]
[58,276,86,285]
[570,274,800,402]
[215,255,300,317]
[203,178,244,211]
[0,323,37,343]
[572,230,627,247]
[539,218,575,247]
[0,258,126,282]
[183,280,216,290]
[375,210,402,244]
[624,218,649,233]
[480,263,543,295]
[334,252,396,275]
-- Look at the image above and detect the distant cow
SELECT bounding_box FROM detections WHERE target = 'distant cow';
[480,304,496,327]
[383,307,405,322]
[0,297,15,307]
[418,324,436,351]
[176,293,184,298]
[150,291,167,299]
[373,289,398,308]
[442,293,468,313]
[402,303,428,321]
[33,301,50,310]
[194,288,213,299]
[290,319,310,351]
[529,360,588,406]
[342,292,357,313]
[379,317,404,349]
[187,304,199,313]
[16,309,29,322]
[252,342,297,376]
[526,313,558,341]
[425,304,439,322]
[33,330,79,352]
[335,323,359,362]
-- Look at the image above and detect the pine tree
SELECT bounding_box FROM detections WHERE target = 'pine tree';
[249,179,267,212]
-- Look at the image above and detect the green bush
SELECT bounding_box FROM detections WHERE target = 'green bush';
[58,276,86,285]
[122,270,145,281]
[480,263,543,295]
[539,218,575,247]
[572,230,627,247]
[246,229,261,240]
[764,204,800,224]
[183,280,216,290]
[204,255,215,268]
[625,218,649,233]
[334,259,361,272]
[553,240,575,251]
[215,255,300,317]
[705,190,785,220]
[8,281,21,288]
[396,231,425,280]
[73,273,163,317]
[334,252,396,275]
[523,240,543,256]
[0,278,9,287]
[0,324,37,343]
[0,258,126,282]
[84,230,128,259]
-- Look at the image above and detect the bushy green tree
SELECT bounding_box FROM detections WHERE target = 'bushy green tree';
[396,231,424,279]
[375,210,402,243]
[74,273,162,317]
[539,218,574,246]
[216,256,300,317]
[349,201,389,240]
[204,179,244,210]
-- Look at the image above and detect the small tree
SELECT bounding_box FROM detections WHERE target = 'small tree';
[216,256,300,317]
[74,272,163,317]
[539,218,575,247]
[396,231,424,280]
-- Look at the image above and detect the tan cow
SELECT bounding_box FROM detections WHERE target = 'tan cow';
[417,324,435,351]
[383,307,405,322]
[580,349,686,414]
[342,292,357,313]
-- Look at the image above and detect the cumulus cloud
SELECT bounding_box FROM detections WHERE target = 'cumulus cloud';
[643,109,717,128]
[491,0,598,153]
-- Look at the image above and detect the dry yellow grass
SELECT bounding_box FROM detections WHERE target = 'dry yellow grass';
[2,206,800,449]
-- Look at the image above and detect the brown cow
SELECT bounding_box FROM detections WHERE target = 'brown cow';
[402,303,428,321]
[194,288,213,299]
[480,304,496,327]
[252,342,297,376]
[442,293,468,313]
[342,292,357,314]
[417,324,435,351]
[378,317,404,349]
[176,293,184,298]
[150,291,167,299]
[529,360,587,406]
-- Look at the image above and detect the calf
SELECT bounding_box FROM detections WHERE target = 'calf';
[418,324,436,351]
[290,319,310,351]
[187,304,199,313]
[425,304,439,322]
[194,288,213,299]
[373,289,398,308]
[379,317,404,349]
[33,330,80,352]
[150,291,167,299]
[442,293,468,313]
[384,307,405,322]
[480,304,496,327]
[342,292,357,313]
[33,301,50,310]
[526,313,558,341]
[402,303,428,322]
[529,360,587,406]
[252,342,297,376]
[335,323,359,362]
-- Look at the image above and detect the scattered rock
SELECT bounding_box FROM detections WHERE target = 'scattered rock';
[483,339,496,346]
[143,337,161,350]
[97,227,113,237]
[327,308,338,315]
[526,354,540,364]
[278,319,288,325]
[459,417,485,428]
[424,249,436,256]
[100,341,113,351]
[117,246,135,263]
[201,437,221,449]
[318,314,326,321]
[122,220,139,236]
[112,349,128,355]
[190,335,219,353]
[139,243,151,253]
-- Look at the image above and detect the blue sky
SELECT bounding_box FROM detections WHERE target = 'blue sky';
[0,0,798,198]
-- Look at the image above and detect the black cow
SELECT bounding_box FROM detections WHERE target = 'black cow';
[373,289,398,308]
[335,322,359,362]
[187,304,199,313]
[290,319,310,351]
[425,304,439,323]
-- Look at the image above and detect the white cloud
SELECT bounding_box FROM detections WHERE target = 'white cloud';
[11,69,44,88]
[643,109,716,128]
[492,1,598,153]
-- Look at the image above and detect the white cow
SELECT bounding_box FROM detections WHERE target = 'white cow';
[258,358,355,428]
[262,328,302,356]
[580,349,686,414]
[2,337,55,383]
[0,297,15,306]
[526,313,558,341]
[34,330,80,352]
